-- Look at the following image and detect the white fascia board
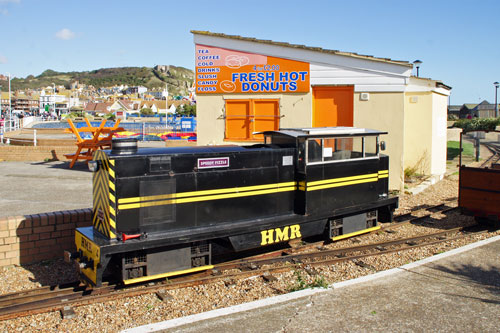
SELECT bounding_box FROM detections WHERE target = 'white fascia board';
[311,77,405,86]
[193,34,412,78]
[352,85,406,92]
[310,63,409,80]
[433,87,451,96]
[404,84,450,96]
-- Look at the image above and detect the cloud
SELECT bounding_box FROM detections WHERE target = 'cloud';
[55,28,75,40]
[0,0,20,15]
[0,55,7,64]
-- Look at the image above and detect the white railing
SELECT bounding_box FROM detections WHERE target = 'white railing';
[0,118,20,132]
[0,118,20,144]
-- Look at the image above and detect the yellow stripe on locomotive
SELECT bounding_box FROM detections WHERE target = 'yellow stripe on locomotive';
[92,151,116,239]
[74,231,101,285]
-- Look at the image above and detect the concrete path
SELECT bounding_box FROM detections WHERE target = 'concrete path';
[126,236,500,333]
[0,161,93,218]
[0,141,166,218]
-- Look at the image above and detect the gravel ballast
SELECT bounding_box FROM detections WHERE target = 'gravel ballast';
[0,174,498,332]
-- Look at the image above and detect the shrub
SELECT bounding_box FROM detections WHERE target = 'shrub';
[453,118,500,132]
[140,108,154,116]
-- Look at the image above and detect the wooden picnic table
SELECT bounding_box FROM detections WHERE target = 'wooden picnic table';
[64,118,124,168]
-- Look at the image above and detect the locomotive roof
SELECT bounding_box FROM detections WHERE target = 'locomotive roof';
[258,127,387,138]
[107,144,278,158]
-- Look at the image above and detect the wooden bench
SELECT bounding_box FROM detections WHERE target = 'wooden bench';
[64,118,124,168]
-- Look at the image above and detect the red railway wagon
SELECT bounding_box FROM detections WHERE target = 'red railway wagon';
[458,130,500,222]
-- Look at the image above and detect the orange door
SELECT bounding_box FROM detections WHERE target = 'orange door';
[225,99,279,141]
[252,100,279,140]
[312,86,354,127]
[226,100,251,140]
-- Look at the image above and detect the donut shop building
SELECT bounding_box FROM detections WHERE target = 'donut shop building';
[191,31,451,190]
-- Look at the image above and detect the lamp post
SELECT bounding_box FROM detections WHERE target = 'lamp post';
[413,60,422,77]
[6,73,11,130]
[494,81,499,118]
[52,83,56,118]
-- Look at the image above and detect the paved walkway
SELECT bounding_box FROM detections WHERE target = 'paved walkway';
[125,236,500,333]
[0,161,93,217]
[0,141,165,218]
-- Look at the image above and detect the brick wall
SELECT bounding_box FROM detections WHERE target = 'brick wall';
[0,146,75,161]
[0,209,92,267]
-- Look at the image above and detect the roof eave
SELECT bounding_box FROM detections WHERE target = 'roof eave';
[191,30,412,68]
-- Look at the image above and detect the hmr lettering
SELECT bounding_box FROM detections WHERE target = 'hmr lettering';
[260,224,302,245]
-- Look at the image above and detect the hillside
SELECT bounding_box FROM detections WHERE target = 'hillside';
[3,66,194,96]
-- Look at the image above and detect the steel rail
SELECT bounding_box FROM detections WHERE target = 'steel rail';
[0,198,465,321]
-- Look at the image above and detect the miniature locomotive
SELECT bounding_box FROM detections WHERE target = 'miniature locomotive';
[65,127,398,286]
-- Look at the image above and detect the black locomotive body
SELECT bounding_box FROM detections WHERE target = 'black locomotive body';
[66,127,398,286]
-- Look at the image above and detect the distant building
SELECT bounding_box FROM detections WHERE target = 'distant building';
[450,101,499,119]
[447,105,461,118]
[84,101,113,116]
[124,86,147,95]
[11,93,39,113]
[39,90,67,115]
[475,100,498,118]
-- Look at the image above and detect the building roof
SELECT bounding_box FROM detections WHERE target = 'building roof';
[141,100,167,109]
[84,102,113,113]
[463,104,478,110]
[191,30,413,68]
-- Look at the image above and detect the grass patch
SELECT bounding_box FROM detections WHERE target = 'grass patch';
[447,141,473,160]
[287,270,329,292]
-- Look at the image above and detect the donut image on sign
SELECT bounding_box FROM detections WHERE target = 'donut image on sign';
[225,55,250,69]
[220,80,237,92]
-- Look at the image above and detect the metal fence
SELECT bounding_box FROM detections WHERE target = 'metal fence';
[74,116,197,142]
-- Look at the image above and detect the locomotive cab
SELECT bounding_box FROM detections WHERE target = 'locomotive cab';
[262,128,392,220]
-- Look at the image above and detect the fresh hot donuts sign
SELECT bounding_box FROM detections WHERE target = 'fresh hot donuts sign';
[195,44,310,94]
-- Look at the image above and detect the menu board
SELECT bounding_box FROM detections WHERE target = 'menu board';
[195,44,310,94]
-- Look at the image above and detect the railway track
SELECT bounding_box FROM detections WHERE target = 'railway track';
[0,198,472,321]
[480,143,500,168]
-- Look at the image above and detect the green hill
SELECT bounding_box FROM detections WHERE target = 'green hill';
[4,66,194,96]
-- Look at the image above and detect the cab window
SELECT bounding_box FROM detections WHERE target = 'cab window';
[306,136,378,164]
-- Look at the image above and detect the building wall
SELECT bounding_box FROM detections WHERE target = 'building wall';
[403,78,448,180]
[197,92,311,145]
[404,91,433,176]
[430,92,448,176]
[354,92,405,190]
[197,90,406,190]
